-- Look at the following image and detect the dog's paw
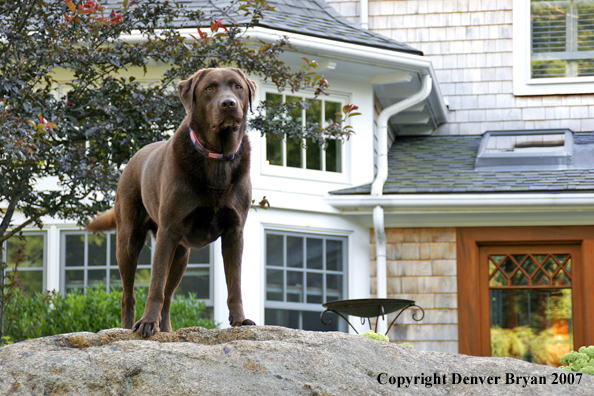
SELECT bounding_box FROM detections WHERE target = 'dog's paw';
[229,316,256,327]
[133,319,160,338]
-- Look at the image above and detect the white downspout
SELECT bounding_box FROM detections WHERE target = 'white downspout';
[372,74,432,335]
[360,0,369,29]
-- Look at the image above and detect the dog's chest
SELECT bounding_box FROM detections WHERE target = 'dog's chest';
[180,207,237,249]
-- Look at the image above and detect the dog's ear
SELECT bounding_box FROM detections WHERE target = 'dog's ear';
[177,69,209,115]
[232,68,258,112]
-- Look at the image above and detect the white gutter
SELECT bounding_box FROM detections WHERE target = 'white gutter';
[360,0,369,29]
[372,74,432,335]
[326,192,594,212]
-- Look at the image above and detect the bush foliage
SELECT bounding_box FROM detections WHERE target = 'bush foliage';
[4,285,217,343]
[560,346,594,375]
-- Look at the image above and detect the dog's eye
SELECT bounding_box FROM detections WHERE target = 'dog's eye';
[206,86,213,92]
[235,84,242,90]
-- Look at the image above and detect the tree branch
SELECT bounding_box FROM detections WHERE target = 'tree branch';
[0,208,50,246]
[0,195,21,238]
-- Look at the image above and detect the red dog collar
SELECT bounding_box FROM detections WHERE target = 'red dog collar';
[190,129,240,161]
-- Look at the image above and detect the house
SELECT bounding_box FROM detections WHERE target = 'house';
[324,0,594,364]
[3,0,593,366]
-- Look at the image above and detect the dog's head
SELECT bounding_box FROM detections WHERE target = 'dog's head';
[177,68,257,154]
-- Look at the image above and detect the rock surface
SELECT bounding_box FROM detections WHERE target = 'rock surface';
[0,326,592,395]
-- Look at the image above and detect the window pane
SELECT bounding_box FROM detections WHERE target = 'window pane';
[326,274,343,302]
[266,269,284,301]
[17,270,43,295]
[65,234,85,267]
[490,288,572,367]
[138,241,152,265]
[88,234,107,267]
[306,272,323,304]
[135,268,152,289]
[189,247,209,264]
[306,138,322,170]
[287,271,304,302]
[305,101,322,170]
[286,96,302,124]
[266,234,284,267]
[530,1,594,79]
[265,308,299,328]
[266,134,283,166]
[7,235,44,268]
[287,236,303,268]
[110,233,117,267]
[286,96,303,168]
[326,240,343,271]
[325,101,342,124]
[306,238,323,269]
[110,268,122,290]
[65,270,84,292]
[175,267,209,299]
[88,269,107,289]
[325,139,342,173]
[303,310,338,331]
[265,93,284,165]
[286,137,302,168]
[306,99,322,125]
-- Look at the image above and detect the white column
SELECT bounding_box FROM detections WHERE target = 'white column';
[212,238,228,328]
[46,225,61,292]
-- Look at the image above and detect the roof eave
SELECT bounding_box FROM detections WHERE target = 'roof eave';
[241,27,449,123]
[324,192,594,214]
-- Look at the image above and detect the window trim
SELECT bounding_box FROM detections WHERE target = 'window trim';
[513,0,594,95]
[2,231,47,293]
[263,228,349,331]
[60,230,214,305]
[456,226,594,356]
[259,85,351,184]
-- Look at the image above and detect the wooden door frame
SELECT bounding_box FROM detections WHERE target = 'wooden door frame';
[457,226,594,356]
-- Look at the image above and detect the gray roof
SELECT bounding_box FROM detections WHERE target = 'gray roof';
[108,0,421,55]
[331,132,594,195]
[245,0,422,55]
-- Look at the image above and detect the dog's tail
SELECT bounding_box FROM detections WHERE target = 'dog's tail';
[86,208,117,233]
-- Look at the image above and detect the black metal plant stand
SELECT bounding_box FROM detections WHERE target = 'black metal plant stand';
[320,298,425,336]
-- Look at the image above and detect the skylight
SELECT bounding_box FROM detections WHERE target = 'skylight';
[475,130,574,171]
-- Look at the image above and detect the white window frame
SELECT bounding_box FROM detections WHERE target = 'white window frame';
[263,228,348,332]
[259,85,351,184]
[513,0,594,95]
[60,230,214,306]
[1,231,47,293]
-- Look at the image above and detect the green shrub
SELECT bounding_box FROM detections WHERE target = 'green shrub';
[4,285,218,343]
[560,346,594,375]
[360,330,390,342]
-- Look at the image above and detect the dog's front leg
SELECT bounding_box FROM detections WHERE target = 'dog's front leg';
[133,230,182,337]
[222,227,255,327]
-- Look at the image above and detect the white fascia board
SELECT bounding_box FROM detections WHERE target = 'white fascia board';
[325,193,594,214]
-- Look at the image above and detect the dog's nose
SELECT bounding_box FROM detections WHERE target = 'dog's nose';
[220,98,237,110]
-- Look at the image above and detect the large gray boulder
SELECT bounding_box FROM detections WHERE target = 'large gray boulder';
[0,326,592,395]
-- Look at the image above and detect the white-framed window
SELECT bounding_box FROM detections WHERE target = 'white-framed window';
[264,230,347,331]
[261,90,349,183]
[61,231,213,305]
[1,232,47,296]
[513,0,594,95]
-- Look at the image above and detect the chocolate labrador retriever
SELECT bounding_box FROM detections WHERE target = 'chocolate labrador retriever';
[87,67,256,337]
